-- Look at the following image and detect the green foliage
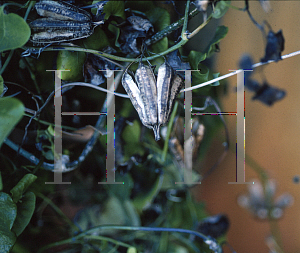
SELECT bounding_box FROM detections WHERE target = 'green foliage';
[82,26,110,51]
[0,1,234,252]
[188,26,228,86]
[0,192,17,253]
[0,174,36,253]
[212,0,231,19]
[56,51,86,81]
[204,25,228,58]
[132,174,163,212]
[146,7,170,54]
[122,120,144,159]
[0,97,24,147]
[102,0,126,20]
[0,6,30,52]
[10,174,37,203]
[11,192,36,237]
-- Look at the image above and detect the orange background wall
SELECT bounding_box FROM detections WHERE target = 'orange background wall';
[193,1,300,253]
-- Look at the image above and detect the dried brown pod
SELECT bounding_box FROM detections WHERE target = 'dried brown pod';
[122,60,184,141]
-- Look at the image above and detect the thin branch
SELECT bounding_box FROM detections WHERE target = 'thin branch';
[181,49,300,92]
[145,7,199,46]
[181,0,191,39]
[187,14,212,39]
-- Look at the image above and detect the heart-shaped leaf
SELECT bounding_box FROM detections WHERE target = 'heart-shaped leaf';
[12,192,36,237]
[0,6,31,52]
[0,192,17,253]
[0,97,24,147]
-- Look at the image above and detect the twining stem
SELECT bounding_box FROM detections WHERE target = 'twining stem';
[24,1,35,21]
[42,39,187,63]
[41,225,222,252]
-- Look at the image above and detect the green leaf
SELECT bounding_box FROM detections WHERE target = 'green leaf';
[0,192,17,253]
[146,7,170,53]
[204,25,228,58]
[122,120,141,144]
[10,174,37,203]
[12,192,36,237]
[212,0,230,19]
[108,21,120,47]
[188,51,206,69]
[0,6,31,52]
[0,97,24,147]
[122,120,144,159]
[82,26,110,50]
[56,51,86,81]
[132,174,164,212]
[192,63,210,86]
[102,1,125,20]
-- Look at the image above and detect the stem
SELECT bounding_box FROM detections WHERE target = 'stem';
[24,1,215,64]
[244,153,269,185]
[38,225,219,253]
[41,40,187,62]
[37,234,132,253]
[145,7,199,46]
[188,14,212,39]
[161,101,178,162]
[181,0,191,39]
[269,220,284,253]
[80,225,222,252]
[22,57,41,95]
[81,235,133,248]
[181,50,300,92]
[0,50,14,75]
[24,1,35,21]
[222,1,244,11]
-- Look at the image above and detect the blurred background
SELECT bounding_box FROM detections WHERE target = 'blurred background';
[191,1,300,252]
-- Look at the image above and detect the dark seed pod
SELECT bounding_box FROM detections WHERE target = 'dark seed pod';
[135,62,158,129]
[122,60,184,141]
[29,18,93,44]
[197,214,230,238]
[35,0,92,21]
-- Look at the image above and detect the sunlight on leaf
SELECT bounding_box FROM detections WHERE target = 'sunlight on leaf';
[56,51,86,81]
